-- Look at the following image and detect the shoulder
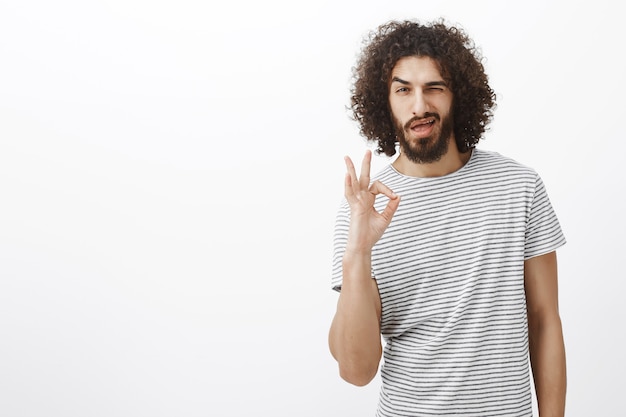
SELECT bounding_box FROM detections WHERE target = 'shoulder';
[470,148,538,179]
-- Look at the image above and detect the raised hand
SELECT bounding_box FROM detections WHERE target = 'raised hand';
[344,150,401,255]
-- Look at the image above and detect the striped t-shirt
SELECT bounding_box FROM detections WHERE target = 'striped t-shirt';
[331,148,565,417]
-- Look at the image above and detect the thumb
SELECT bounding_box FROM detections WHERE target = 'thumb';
[380,195,401,222]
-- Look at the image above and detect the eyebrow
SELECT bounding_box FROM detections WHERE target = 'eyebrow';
[391,76,410,85]
[425,81,448,87]
[390,77,448,88]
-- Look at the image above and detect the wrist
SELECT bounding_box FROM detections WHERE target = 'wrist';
[343,246,372,260]
[342,248,372,276]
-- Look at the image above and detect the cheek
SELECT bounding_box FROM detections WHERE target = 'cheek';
[388,100,406,122]
[440,95,454,114]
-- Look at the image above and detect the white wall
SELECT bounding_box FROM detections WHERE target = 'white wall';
[1,1,624,416]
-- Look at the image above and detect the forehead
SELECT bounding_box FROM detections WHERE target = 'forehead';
[390,56,444,82]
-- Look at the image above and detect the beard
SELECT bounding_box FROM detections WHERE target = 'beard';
[394,112,454,164]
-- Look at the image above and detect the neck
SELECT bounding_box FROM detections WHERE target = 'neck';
[392,140,473,178]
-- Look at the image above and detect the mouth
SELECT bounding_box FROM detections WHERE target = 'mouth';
[407,117,436,137]
[409,118,435,129]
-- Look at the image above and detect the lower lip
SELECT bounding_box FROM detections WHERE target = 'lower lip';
[409,122,435,138]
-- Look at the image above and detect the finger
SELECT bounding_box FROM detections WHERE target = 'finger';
[359,150,372,189]
[344,157,360,204]
[344,172,358,204]
[344,155,358,187]
[368,179,401,222]
[380,194,401,222]
[368,180,398,200]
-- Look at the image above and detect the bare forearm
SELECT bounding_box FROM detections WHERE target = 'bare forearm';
[528,313,566,417]
[329,151,399,386]
[329,252,382,386]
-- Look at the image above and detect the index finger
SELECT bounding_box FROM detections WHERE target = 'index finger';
[369,180,398,200]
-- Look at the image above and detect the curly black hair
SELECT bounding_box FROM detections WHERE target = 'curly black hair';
[350,19,496,156]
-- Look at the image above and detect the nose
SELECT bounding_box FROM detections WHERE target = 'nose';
[411,91,428,116]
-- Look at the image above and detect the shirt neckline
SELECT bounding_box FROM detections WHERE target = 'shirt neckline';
[388,148,479,181]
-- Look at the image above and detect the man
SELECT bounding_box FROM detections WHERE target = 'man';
[328,20,566,416]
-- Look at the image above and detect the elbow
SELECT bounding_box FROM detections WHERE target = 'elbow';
[528,309,562,334]
[328,326,382,386]
[338,361,379,386]
[330,341,380,386]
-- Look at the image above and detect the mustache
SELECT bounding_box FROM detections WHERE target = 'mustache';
[403,112,440,131]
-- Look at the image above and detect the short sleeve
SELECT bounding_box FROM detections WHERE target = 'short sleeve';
[524,174,566,259]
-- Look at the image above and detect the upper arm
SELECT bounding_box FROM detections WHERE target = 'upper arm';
[524,251,560,316]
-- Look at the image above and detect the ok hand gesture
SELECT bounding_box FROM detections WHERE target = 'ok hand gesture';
[344,150,401,255]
